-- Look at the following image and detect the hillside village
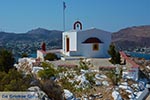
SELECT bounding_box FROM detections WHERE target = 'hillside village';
[13,21,150,100]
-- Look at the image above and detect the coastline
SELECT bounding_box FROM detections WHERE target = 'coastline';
[126,51,150,60]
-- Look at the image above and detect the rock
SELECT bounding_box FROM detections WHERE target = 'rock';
[128,93,135,99]
[28,86,50,100]
[138,81,145,91]
[95,74,107,80]
[81,69,89,74]
[146,66,150,70]
[32,67,43,74]
[95,80,101,86]
[64,89,76,100]
[75,74,90,89]
[82,95,88,100]
[102,81,109,86]
[121,82,128,86]
[112,90,122,100]
[68,79,75,84]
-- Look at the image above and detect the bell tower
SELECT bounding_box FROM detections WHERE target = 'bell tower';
[41,42,46,51]
[73,21,82,30]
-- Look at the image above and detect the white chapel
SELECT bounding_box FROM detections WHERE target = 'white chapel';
[62,21,111,58]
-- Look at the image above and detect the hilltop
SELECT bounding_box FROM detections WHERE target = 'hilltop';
[0,28,62,43]
[112,25,150,50]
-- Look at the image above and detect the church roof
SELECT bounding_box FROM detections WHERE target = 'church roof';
[82,37,103,43]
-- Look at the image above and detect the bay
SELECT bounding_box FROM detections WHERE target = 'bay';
[126,52,150,60]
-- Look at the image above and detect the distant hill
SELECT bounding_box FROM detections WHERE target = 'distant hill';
[0,28,62,57]
[112,25,150,50]
[0,28,62,44]
[1,25,150,55]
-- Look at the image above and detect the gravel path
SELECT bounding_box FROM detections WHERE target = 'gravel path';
[48,58,113,70]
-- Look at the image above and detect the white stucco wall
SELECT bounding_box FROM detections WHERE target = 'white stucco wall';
[81,44,104,57]
[37,50,46,61]
[77,28,111,57]
[62,28,111,58]
[62,31,77,56]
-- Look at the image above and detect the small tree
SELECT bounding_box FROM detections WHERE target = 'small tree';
[21,53,28,58]
[108,44,121,64]
[116,52,121,64]
[0,49,15,72]
[108,44,116,64]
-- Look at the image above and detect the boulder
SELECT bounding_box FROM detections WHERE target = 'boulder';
[64,89,76,100]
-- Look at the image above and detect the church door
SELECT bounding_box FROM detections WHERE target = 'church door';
[66,37,70,52]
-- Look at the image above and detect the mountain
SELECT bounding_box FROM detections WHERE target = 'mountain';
[0,28,62,43]
[0,28,62,56]
[112,25,150,50]
[1,25,150,56]
[26,28,62,41]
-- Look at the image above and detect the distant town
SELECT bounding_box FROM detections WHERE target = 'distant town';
[1,40,61,58]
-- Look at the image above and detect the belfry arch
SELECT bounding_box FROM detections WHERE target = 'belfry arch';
[73,21,82,30]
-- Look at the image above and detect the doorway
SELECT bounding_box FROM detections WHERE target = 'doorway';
[66,37,70,52]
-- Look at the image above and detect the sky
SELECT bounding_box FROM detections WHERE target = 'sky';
[0,0,149,33]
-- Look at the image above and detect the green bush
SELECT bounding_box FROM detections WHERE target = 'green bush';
[44,53,58,61]
[0,49,15,72]
[59,77,76,92]
[38,62,58,80]
[85,73,95,85]
[40,80,63,100]
[0,69,32,91]
[106,69,122,86]
[79,60,89,70]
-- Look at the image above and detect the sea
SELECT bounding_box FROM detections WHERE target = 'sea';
[29,53,37,58]
[126,52,150,60]
[29,52,150,60]
[15,53,37,62]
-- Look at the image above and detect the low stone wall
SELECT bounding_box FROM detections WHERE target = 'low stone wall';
[137,88,149,100]
[99,66,116,71]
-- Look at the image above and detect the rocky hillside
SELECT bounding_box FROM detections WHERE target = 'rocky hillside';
[112,25,150,50]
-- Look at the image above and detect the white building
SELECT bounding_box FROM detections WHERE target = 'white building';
[37,50,47,62]
[62,21,111,58]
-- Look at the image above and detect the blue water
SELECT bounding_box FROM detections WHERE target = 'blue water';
[29,53,37,58]
[30,52,150,60]
[127,52,150,60]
